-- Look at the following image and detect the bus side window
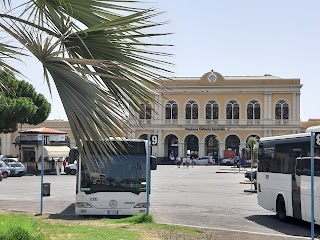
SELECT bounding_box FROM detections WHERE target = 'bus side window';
[315,158,320,177]
[301,158,311,176]
[69,148,79,163]
[295,158,301,176]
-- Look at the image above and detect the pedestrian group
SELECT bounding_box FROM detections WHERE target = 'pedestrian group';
[175,155,194,168]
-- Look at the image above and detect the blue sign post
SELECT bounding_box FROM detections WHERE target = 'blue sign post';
[40,135,45,215]
[146,134,151,215]
[38,135,49,215]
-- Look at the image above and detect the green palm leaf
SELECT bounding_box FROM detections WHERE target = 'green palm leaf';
[0,0,172,168]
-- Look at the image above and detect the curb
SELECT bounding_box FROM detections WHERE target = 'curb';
[244,189,257,193]
[240,181,252,184]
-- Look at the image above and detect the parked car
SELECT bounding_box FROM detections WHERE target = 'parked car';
[0,160,10,178]
[221,157,239,166]
[237,159,257,168]
[64,163,77,175]
[244,170,257,181]
[0,170,2,181]
[7,162,26,177]
[193,156,215,165]
[0,155,14,161]
[3,158,18,164]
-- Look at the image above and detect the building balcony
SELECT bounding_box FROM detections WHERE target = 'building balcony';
[134,118,299,128]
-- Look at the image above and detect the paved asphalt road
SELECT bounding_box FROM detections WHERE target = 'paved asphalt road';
[0,165,318,238]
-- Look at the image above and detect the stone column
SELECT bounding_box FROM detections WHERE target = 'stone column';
[264,93,268,120]
[296,93,301,121]
[198,142,205,157]
[268,93,272,119]
[178,143,184,158]
[219,142,225,158]
[153,129,162,158]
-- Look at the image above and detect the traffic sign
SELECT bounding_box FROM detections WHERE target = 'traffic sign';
[43,135,50,146]
[150,135,158,146]
[315,132,320,147]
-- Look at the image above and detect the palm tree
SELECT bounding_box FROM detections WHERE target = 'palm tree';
[246,136,259,189]
[0,1,172,166]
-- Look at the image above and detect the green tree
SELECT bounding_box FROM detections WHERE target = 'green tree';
[246,136,259,163]
[0,1,171,166]
[246,136,259,189]
[0,70,51,133]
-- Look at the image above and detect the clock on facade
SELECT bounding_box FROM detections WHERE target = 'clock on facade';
[208,71,217,83]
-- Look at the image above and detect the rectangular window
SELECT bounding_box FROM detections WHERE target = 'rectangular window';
[206,105,211,119]
[186,105,191,119]
[247,106,253,119]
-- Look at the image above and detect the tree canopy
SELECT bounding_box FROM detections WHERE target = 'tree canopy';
[0,70,51,133]
[0,1,172,167]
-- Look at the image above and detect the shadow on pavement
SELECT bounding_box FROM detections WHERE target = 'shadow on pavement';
[246,214,320,238]
[47,203,81,220]
[47,203,132,220]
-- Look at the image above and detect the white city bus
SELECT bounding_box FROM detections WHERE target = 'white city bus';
[68,139,157,216]
[257,128,320,223]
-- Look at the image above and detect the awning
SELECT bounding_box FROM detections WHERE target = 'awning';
[44,146,70,158]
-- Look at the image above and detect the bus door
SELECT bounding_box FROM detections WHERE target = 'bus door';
[292,149,302,219]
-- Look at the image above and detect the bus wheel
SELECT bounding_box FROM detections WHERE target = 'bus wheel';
[276,196,287,222]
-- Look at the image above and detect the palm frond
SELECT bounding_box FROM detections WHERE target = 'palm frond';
[0,40,25,76]
[0,0,173,168]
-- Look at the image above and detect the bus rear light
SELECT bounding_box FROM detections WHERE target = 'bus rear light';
[134,203,146,208]
[76,202,93,208]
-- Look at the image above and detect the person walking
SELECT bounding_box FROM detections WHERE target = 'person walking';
[191,157,195,167]
[176,156,181,168]
[182,156,187,168]
[186,155,191,168]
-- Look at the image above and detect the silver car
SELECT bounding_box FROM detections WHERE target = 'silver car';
[193,156,215,165]
[0,160,10,178]
[7,162,26,177]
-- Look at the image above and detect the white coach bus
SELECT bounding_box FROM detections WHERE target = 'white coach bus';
[257,127,320,223]
[68,139,157,216]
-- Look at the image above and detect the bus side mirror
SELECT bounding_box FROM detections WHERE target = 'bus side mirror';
[150,156,157,170]
[69,148,79,163]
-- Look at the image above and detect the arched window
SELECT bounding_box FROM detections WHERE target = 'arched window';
[139,103,151,119]
[165,101,178,119]
[225,135,240,154]
[139,134,148,140]
[275,100,289,120]
[226,100,239,119]
[247,100,260,119]
[185,100,198,120]
[206,100,219,119]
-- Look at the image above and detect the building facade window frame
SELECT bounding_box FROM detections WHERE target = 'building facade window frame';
[185,100,198,120]
[226,100,240,121]
[206,100,219,120]
[247,100,261,120]
[275,99,289,120]
[139,103,152,119]
[165,100,178,120]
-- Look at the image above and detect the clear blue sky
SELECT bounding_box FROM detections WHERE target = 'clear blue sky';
[14,0,320,121]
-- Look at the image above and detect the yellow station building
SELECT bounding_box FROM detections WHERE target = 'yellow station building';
[1,71,317,163]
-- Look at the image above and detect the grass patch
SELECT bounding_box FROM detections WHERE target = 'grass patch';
[0,213,142,240]
[0,214,43,240]
[112,213,155,224]
[0,212,215,240]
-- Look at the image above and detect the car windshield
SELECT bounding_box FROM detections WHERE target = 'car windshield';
[8,163,22,167]
[80,141,147,195]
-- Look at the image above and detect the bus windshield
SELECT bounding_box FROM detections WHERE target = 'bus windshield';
[80,141,147,195]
